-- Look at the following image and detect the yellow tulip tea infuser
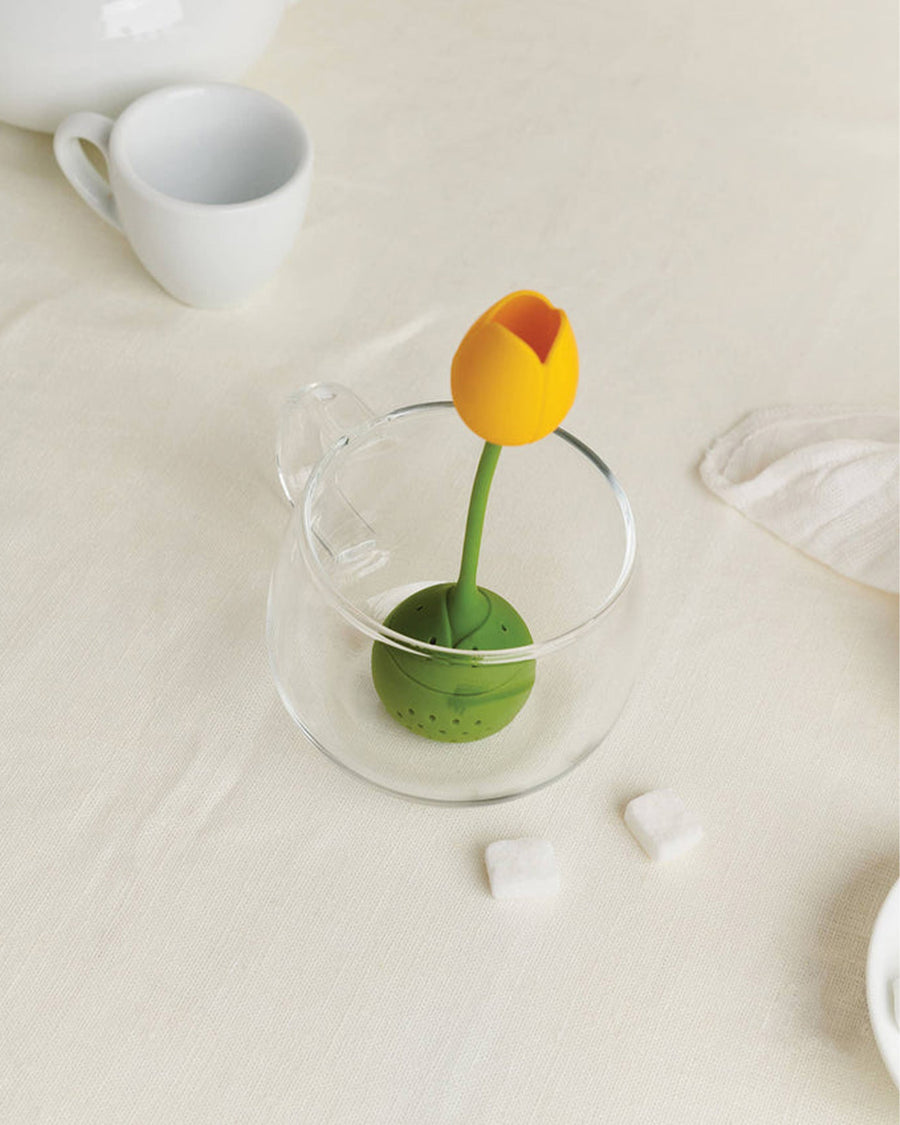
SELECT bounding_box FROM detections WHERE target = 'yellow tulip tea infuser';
[371,291,579,742]
[267,293,637,802]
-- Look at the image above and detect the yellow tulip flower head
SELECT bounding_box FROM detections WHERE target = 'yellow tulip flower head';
[451,290,578,445]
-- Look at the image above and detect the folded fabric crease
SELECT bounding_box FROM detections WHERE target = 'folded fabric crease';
[700,406,899,593]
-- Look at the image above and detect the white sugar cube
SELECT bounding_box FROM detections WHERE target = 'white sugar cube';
[485,838,559,899]
[624,789,703,862]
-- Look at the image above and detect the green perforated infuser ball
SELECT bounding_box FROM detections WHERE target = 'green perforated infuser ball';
[371,582,535,742]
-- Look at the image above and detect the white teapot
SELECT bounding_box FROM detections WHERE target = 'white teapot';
[0,0,296,132]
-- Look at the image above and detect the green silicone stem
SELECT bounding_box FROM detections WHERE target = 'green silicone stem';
[447,441,501,639]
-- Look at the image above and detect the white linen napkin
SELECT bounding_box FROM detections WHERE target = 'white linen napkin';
[700,406,899,593]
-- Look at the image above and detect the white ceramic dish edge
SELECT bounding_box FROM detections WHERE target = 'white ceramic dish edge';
[866,878,900,1087]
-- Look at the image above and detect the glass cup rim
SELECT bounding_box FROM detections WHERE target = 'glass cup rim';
[298,401,637,664]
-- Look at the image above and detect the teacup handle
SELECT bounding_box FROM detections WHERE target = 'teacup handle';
[53,112,121,231]
[277,383,375,506]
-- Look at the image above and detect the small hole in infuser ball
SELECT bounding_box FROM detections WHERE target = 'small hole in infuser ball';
[408,708,415,715]
[416,605,423,611]
[501,624,508,633]
[396,711,403,718]
[475,720,482,725]
[429,714,436,722]
[417,723,424,729]
[428,637,437,645]
[439,729,446,735]
[452,719,460,725]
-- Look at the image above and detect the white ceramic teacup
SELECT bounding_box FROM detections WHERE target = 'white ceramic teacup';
[53,84,313,308]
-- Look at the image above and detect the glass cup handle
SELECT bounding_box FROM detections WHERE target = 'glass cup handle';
[276,383,375,507]
[277,383,386,569]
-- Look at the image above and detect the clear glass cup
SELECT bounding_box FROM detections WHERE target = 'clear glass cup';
[267,384,639,805]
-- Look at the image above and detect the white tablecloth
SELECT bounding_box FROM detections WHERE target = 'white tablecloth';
[1,2,897,1122]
